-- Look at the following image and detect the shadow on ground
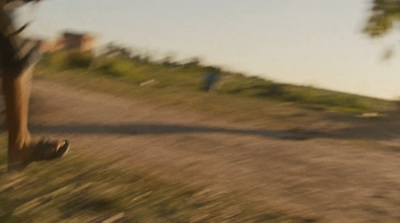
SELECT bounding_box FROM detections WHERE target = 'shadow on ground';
[26,123,316,140]
[23,120,400,141]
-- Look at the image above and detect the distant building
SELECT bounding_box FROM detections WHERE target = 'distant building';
[62,32,97,52]
[39,31,97,53]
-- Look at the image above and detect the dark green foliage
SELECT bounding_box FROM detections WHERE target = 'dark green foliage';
[67,51,93,68]
[102,42,132,58]
[183,57,202,68]
[42,50,93,70]
[364,0,400,37]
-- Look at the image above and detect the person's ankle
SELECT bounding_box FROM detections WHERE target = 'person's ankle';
[8,134,33,163]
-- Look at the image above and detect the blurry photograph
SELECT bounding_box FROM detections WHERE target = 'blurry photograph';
[1,0,400,222]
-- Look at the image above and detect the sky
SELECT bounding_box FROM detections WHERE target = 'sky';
[17,0,400,99]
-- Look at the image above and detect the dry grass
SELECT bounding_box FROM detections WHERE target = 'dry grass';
[0,133,306,223]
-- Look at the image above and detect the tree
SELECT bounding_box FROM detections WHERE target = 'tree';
[364,0,400,38]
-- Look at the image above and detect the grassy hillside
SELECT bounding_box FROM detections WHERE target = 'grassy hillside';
[38,50,394,114]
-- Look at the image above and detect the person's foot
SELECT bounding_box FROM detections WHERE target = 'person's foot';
[8,137,70,172]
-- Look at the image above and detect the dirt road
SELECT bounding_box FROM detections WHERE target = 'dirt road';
[28,79,400,223]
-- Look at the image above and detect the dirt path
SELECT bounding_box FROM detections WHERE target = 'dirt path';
[28,79,400,223]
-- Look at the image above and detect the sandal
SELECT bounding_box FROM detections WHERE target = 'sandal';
[32,138,70,161]
[8,138,70,172]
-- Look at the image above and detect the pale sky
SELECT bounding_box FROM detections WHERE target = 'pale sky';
[19,0,400,99]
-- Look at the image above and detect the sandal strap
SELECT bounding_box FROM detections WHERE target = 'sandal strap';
[33,138,67,161]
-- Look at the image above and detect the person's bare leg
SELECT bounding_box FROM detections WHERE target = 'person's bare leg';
[1,1,69,171]
[2,65,34,165]
[2,65,69,171]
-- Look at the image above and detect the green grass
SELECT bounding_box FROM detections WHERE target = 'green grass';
[39,51,394,115]
[0,134,304,223]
